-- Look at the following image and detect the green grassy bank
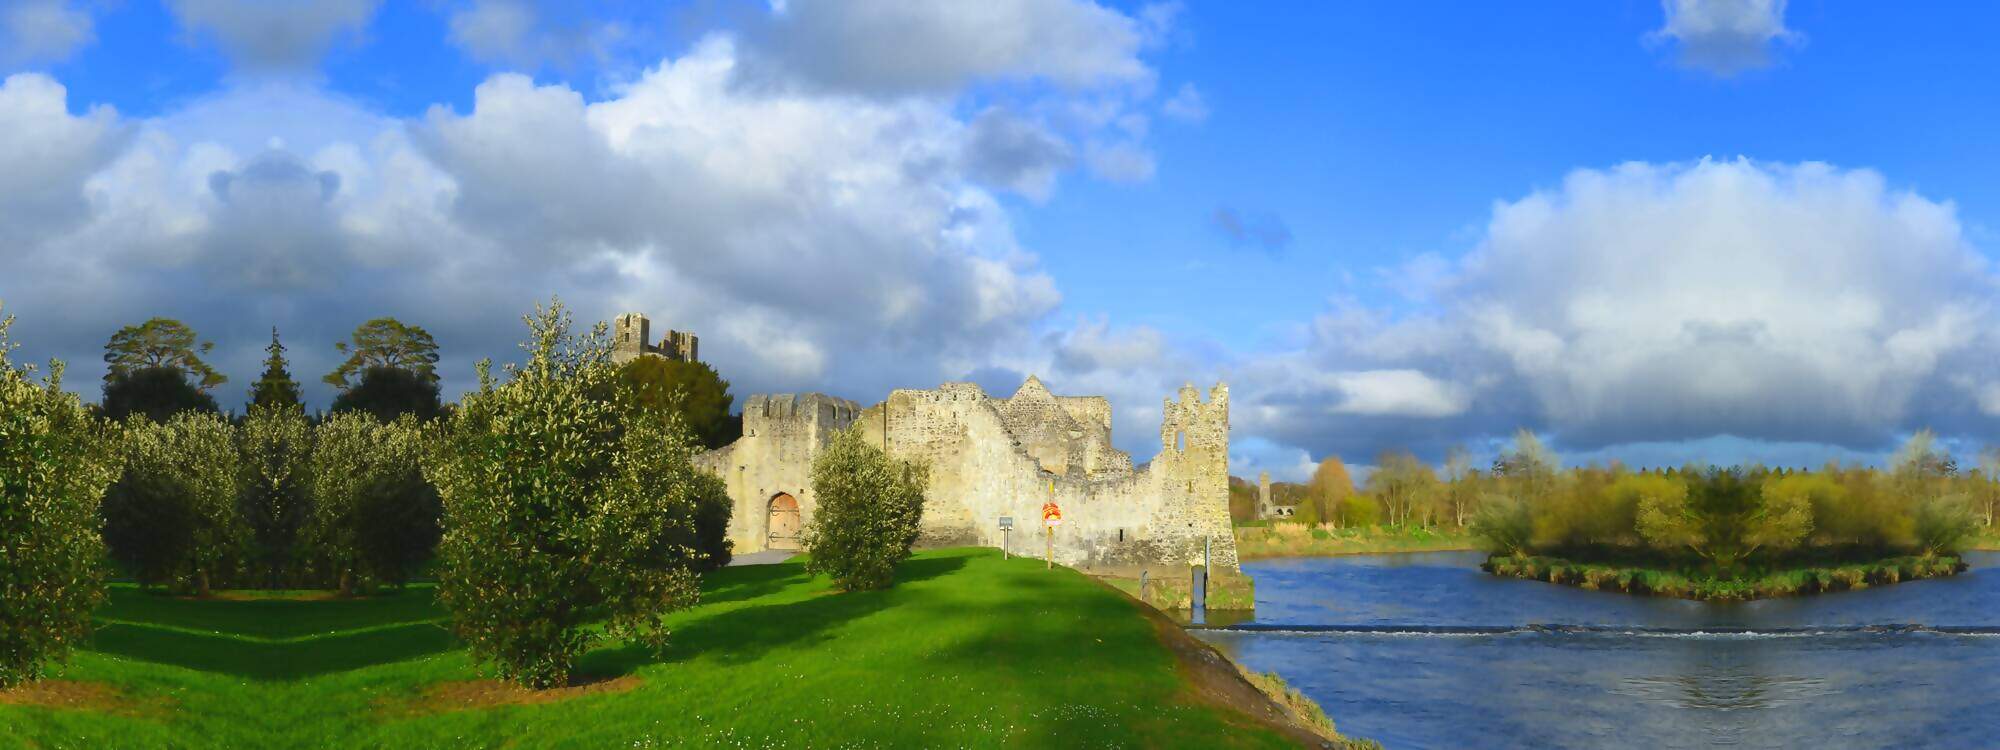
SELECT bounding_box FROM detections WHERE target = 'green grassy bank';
[1482,553,1968,600]
[2,548,1363,749]
[1234,523,1476,560]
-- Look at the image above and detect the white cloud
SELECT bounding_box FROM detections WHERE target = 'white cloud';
[1,0,93,65]
[1160,82,1207,122]
[0,38,1074,413]
[1648,0,1801,76]
[1084,140,1156,183]
[166,0,380,69]
[1323,369,1468,418]
[1237,158,2000,463]
[0,74,126,248]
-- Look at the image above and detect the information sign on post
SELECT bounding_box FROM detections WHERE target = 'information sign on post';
[999,516,1014,559]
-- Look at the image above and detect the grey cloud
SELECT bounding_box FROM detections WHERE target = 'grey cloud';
[962,108,1073,200]
[1,0,94,65]
[739,0,1153,96]
[1648,0,1801,76]
[167,0,379,69]
[203,151,345,290]
[446,0,630,71]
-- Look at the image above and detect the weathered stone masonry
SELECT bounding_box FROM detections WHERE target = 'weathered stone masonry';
[696,376,1239,573]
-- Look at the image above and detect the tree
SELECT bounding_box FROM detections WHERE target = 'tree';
[102,365,221,424]
[311,413,440,593]
[1633,475,1706,560]
[101,411,243,595]
[1227,477,1259,523]
[238,404,312,588]
[802,428,930,592]
[324,318,439,390]
[428,299,711,689]
[104,318,225,390]
[1367,451,1437,527]
[1306,457,1354,526]
[618,356,740,449]
[248,327,302,410]
[1493,429,1558,504]
[1442,446,1478,526]
[330,365,443,422]
[0,309,122,688]
[1743,474,1820,559]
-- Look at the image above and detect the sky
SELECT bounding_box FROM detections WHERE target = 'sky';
[5,0,2000,481]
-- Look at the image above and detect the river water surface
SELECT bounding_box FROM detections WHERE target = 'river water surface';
[1191,551,2000,749]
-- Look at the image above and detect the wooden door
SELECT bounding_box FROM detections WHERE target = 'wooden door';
[767,493,801,550]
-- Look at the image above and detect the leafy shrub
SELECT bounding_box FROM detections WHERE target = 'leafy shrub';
[310,413,440,592]
[1469,494,1532,556]
[103,412,242,594]
[0,313,122,688]
[428,300,710,689]
[1912,494,1977,556]
[802,428,930,592]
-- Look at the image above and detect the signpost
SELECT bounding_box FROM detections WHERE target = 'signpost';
[1041,480,1062,570]
[999,516,1014,560]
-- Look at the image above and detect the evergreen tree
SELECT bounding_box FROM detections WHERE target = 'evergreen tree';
[248,327,303,411]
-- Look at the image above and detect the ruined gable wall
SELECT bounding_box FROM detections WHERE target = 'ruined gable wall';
[695,393,859,553]
[995,380,1087,477]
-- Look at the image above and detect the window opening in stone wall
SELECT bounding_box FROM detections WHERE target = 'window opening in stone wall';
[1175,430,1186,451]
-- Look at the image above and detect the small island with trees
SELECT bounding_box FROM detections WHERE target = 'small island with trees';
[1468,431,1981,600]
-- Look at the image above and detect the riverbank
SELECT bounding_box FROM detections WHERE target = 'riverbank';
[2,548,1369,749]
[1482,553,1968,600]
[1235,522,1477,560]
[1973,527,2000,551]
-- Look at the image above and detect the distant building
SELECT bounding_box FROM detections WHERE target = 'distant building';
[696,377,1240,572]
[611,313,699,365]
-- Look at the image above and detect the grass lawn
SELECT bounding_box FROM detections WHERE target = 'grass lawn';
[1234,523,1476,560]
[1,548,1324,749]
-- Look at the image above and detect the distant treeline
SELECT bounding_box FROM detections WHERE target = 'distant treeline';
[1236,430,1993,570]
[1463,430,1990,568]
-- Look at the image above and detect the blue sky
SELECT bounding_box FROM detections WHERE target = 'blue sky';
[6,1,2000,480]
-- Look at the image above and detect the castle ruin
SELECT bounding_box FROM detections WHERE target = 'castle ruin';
[612,312,699,365]
[695,377,1240,572]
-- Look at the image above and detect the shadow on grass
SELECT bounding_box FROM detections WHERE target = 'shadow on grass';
[86,621,457,680]
[697,563,811,607]
[578,554,968,678]
[100,585,445,639]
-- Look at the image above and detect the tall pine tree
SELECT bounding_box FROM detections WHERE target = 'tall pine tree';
[249,327,302,411]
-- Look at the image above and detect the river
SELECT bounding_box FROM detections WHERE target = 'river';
[1191,551,2000,749]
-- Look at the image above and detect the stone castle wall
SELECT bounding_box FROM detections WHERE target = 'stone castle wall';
[694,393,860,549]
[698,377,1238,572]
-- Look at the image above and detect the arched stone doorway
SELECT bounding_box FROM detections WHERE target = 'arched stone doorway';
[767,493,801,551]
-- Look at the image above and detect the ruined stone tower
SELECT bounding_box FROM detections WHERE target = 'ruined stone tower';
[611,313,700,365]
[1258,471,1272,518]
